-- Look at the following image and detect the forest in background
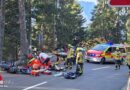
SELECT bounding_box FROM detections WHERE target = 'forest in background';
[0,0,130,61]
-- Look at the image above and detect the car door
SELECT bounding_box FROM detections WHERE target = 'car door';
[104,47,113,60]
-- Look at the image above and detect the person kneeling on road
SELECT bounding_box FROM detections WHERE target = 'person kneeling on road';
[76,48,84,76]
[38,50,51,69]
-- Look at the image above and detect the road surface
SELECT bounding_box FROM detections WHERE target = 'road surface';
[0,62,129,90]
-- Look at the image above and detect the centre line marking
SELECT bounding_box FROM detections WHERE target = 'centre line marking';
[22,81,47,90]
[92,66,110,70]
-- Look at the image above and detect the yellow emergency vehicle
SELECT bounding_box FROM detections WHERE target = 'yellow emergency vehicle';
[85,43,127,64]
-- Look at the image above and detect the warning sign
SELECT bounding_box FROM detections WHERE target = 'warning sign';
[109,0,130,6]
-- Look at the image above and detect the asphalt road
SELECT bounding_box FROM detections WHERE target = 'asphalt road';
[0,62,129,90]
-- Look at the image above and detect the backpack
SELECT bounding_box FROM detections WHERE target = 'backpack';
[19,67,31,74]
[64,72,77,79]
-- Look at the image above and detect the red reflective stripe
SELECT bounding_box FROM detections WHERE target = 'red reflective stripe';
[110,0,130,5]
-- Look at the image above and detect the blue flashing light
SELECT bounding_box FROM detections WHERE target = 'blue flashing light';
[106,41,113,45]
[90,53,95,57]
[100,43,113,46]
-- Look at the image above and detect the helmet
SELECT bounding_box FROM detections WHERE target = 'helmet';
[27,54,33,59]
[76,48,80,51]
[33,48,37,52]
[64,72,77,79]
[116,47,120,51]
[68,44,73,48]
[76,47,82,52]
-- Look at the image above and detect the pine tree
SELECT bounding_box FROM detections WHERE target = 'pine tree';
[0,0,5,61]
[18,0,29,61]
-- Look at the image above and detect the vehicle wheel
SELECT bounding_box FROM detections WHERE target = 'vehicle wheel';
[100,58,105,64]
[86,60,90,63]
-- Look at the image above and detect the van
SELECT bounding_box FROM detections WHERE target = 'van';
[85,43,126,64]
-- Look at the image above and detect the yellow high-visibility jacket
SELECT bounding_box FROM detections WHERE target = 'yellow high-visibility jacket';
[28,58,35,63]
[126,53,130,65]
[112,51,121,60]
[67,48,74,58]
[76,52,83,64]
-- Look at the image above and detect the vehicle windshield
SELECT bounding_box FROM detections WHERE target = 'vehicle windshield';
[91,45,109,51]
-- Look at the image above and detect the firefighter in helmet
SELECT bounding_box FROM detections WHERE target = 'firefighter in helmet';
[76,48,84,76]
[65,44,75,70]
[126,52,130,73]
[112,47,121,70]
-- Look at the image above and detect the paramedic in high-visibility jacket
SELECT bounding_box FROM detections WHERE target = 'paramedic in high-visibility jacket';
[112,48,121,70]
[65,44,75,70]
[126,52,130,73]
[76,48,84,76]
[27,54,41,70]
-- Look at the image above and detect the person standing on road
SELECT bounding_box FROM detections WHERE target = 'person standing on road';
[65,44,75,70]
[113,48,121,70]
[126,52,130,73]
[76,48,84,76]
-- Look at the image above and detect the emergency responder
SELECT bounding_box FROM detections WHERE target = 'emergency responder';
[126,52,130,73]
[27,54,41,70]
[37,50,51,69]
[76,48,84,76]
[27,54,35,65]
[113,47,121,70]
[65,44,75,70]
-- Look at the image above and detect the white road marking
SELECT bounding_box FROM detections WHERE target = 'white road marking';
[92,66,110,70]
[24,87,80,90]
[22,81,47,90]
[0,85,8,87]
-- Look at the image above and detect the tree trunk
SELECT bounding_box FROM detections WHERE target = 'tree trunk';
[53,0,58,49]
[18,0,28,62]
[26,0,32,53]
[0,0,5,61]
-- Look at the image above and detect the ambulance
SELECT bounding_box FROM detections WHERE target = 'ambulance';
[85,43,126,64]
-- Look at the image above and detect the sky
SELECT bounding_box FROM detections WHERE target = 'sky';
[77,0,98,26]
